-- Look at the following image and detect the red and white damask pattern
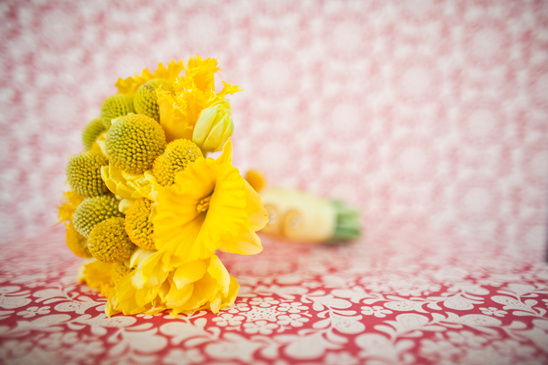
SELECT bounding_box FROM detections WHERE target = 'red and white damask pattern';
[1,227,547,364]
[0,0,547,252]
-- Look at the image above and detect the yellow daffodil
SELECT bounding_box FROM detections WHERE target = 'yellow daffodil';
[115,60,184,96]
[157,56,242,142]
[153,140,268,265]
[106,249,238,316]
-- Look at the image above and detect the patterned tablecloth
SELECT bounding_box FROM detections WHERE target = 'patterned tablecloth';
[0,226,547,364]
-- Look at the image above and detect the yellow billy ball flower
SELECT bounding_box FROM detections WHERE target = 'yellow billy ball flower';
[152,139,203,186]
[66,151,110,197]
[105,114,167,174]
[101,94,135,128]
[134,79,173,121]
[88,217,136,263]
[73,195,123,237]
[125,198,155,250]
[192,103,234,153]
[66,223,92,258]
[82,117,107,150]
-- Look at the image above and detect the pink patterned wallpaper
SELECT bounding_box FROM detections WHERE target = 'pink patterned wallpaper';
[0,0,547,252]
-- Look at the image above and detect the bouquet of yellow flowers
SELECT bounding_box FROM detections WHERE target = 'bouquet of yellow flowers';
[58,56,268,317]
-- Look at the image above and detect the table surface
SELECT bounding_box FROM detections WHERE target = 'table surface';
[1,226,547,365]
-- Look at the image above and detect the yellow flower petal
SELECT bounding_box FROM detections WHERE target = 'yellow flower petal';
[218,226,263,256]
[57,190,85,224]
[79,260,115,297]
[165,279,194,309]
[115,60,184,95]
[216,138,233,165]
[172,260,208,289]
[207,255,230,296]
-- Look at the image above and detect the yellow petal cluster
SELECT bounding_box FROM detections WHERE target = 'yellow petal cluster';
[79,260,115,297]
[63,56,266,318]
[106,250,238,316]
[57,191,85,224]
[157,56,242,142]
[115,60,184,96]
[101,163,162,205]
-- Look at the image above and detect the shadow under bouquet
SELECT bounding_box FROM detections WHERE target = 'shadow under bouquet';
[58,56,268,317]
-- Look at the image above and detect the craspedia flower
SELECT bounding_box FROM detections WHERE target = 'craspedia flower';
[153,139,203,186]
[73,195,123,237]
[82,117,107,150]
[66,151,110,197]
[105,114,167,174]
[134,79,173,121]
[125,198,155,250]
[66,223,92,258]
[101,94,135,128]
[88,217,136,263]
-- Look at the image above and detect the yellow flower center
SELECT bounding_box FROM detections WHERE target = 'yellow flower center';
[197,195,212,213]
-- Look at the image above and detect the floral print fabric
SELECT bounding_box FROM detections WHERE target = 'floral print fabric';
[1,227,547,364]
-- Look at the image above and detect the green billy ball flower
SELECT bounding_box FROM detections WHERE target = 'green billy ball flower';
[101,94,135,129]
[105,114,167,174]
[66,151,109,197]
[152,139,203,186]
[82,117,106,150]
[88,217,136,263]
[134,79,173,122]
[73,195,123,237]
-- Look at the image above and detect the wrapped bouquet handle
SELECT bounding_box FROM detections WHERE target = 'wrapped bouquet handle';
[246,171,361,244]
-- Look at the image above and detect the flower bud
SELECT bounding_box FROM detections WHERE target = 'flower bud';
[192,103,234,153]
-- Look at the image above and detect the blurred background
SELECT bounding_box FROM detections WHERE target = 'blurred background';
[0,0,547,254]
